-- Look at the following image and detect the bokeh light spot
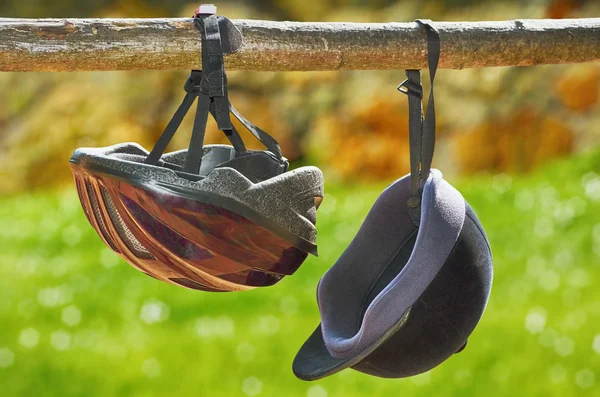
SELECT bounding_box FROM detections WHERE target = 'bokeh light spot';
[548,365,566,384]
[554,336,575,357]
[142,358,161,378]
[592,335,600,355]
[140,300,170,324]
[492,173,512,193]
[195,316,235,339]
[582,173,600,201]
[19,328,40,349]
[50,330,72,351]
[62,304,82,327]
[0,348,15,369]
[410,371,431,386]
[255,315,280,336]
[307,385,328,397]
[318,194,337,215]
[593,223,600,242]
[539,270,560,292]
[539,328,558,347]
[524,308,546,334]
[280,296,299,316]
[242,376,262,396]
[553,250,573,269]
[563,309,587,330]
[526,256,546,277]
[514,190,535,211]
[575,369,595,389]
[534,217,554,238]
[567,269,590,289]
[37,285,73,308]
[454,368,473,387]
[236,342,256,363]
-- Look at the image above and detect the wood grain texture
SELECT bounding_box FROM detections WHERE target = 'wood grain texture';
[0,17,599,72]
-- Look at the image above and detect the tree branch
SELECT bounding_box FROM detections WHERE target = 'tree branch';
[0,17,598,72]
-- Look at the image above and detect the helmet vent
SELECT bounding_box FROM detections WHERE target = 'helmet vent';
[100,187,154,259]
[75,178,90,220]
[85,182,118,252]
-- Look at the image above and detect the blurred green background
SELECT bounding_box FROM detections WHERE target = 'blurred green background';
[0,0,599,396]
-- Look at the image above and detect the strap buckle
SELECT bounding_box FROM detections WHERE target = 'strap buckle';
[397,79,423,98]
[184,70,203,95]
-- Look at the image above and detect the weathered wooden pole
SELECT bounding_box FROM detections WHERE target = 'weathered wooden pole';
[0,17,598,72]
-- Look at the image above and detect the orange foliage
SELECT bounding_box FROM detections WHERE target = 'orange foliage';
[312,98,412,180]
[555,65,600,112]
[545,0,583,19]
[453,107,575,173]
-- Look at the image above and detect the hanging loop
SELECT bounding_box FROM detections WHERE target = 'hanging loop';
[400,19,441,225]
[144,10,283,179]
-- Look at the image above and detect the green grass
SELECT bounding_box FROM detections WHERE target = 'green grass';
[1,151,600,396]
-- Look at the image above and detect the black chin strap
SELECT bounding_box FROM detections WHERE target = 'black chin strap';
[145,15,283,176]
[397,19,440,223]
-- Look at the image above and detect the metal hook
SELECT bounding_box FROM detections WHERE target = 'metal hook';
[397,79,423,98]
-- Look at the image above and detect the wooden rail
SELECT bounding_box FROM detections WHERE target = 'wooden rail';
[0,17,598,72]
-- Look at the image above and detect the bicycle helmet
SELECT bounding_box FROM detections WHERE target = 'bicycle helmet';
[70,11,324,292]
[293,21,493,380]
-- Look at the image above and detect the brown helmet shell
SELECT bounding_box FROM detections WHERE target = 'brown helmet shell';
[72,163,309,292]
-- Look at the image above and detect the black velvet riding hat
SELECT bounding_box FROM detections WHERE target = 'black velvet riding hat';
[293,20,493,380]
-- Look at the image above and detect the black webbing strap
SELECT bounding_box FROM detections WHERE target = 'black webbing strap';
[145,16,246,170]
[230,105,282,159]
[183,92,212,174]
[209,102,246,150]
[418,20,440,188]
[398,19,441,215]
[404,70,423,200]
[184,15,236,174]
[145,14,285,176]
[145,93,196,165]
[184,15,283,173]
